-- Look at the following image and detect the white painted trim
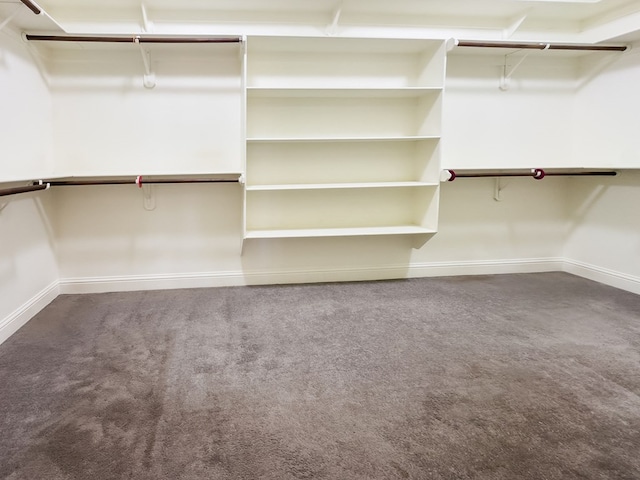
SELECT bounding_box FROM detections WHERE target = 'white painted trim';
[405,257,564,278]
[58,272,248,294]
[563,259,640,295]
[5,257,635,347]
[0,281,60,346]
[59,257,564,294]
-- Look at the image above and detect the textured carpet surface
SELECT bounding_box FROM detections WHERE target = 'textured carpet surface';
[1,272,640,479]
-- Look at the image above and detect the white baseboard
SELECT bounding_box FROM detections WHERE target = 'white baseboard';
[58,257,565,294]
[563,259,640,295]
[405,257,565,278]
[4,257,635,347]
[58,271,248,294]
[0,281,60,346]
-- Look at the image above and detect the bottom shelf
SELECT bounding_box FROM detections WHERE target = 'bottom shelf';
[244,225,436,240]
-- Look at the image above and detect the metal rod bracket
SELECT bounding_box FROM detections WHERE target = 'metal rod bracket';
[500,48,540,91]
[134,36,156,88]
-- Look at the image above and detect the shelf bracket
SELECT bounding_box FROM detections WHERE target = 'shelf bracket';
[494,177,504,201]
[0,6,22,34]
[500,47,541,91]
[140,3,152,32]
[134,36,156,89]
[503,12,528,39]
[326,1,343,35]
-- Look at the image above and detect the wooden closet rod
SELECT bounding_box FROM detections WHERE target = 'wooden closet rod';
[43,176,239,187]
[20,0,41,15]
[25,34,242,44]
[455,40,628,52]
[0,176,239,198]
[0,183,49,198]
[445,169,617,181]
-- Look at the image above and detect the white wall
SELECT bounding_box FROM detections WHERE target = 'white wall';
[50,43,242,176]
[561,45,640,293]
[0,31,58,344]
[53,183,244,291]
[443,53,576,169]
[54,179,569,292]
[0,31,54,181]
[415,177,568,270]
[564,172,640,294]
[572,45,640,168]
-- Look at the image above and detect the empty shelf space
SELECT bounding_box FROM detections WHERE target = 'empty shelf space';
[246,94,442,139]
[245,188,439,232]
[246,37,446,90]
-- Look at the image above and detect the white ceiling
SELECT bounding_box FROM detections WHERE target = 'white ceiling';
[2,0,640,43]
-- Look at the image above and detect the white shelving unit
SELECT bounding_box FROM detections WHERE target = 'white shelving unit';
[243,36,446,241]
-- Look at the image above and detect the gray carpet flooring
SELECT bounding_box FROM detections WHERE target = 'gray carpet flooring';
[1,272,640,479]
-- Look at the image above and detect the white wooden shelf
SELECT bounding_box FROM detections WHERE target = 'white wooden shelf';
[244,225,436,240]
[246,135,440,143]
[247,87,442,98]
[246,182,438,191]
[243,36,446,244]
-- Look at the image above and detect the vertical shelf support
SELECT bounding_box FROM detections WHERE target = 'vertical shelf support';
[500,48,540,91]
[134,36,156,89]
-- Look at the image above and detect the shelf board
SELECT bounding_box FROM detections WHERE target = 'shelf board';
[247,36,444,55]
[246,87,442,98]
[246,135,440,143]
[246,181,438,191]
[244,225,436,240]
